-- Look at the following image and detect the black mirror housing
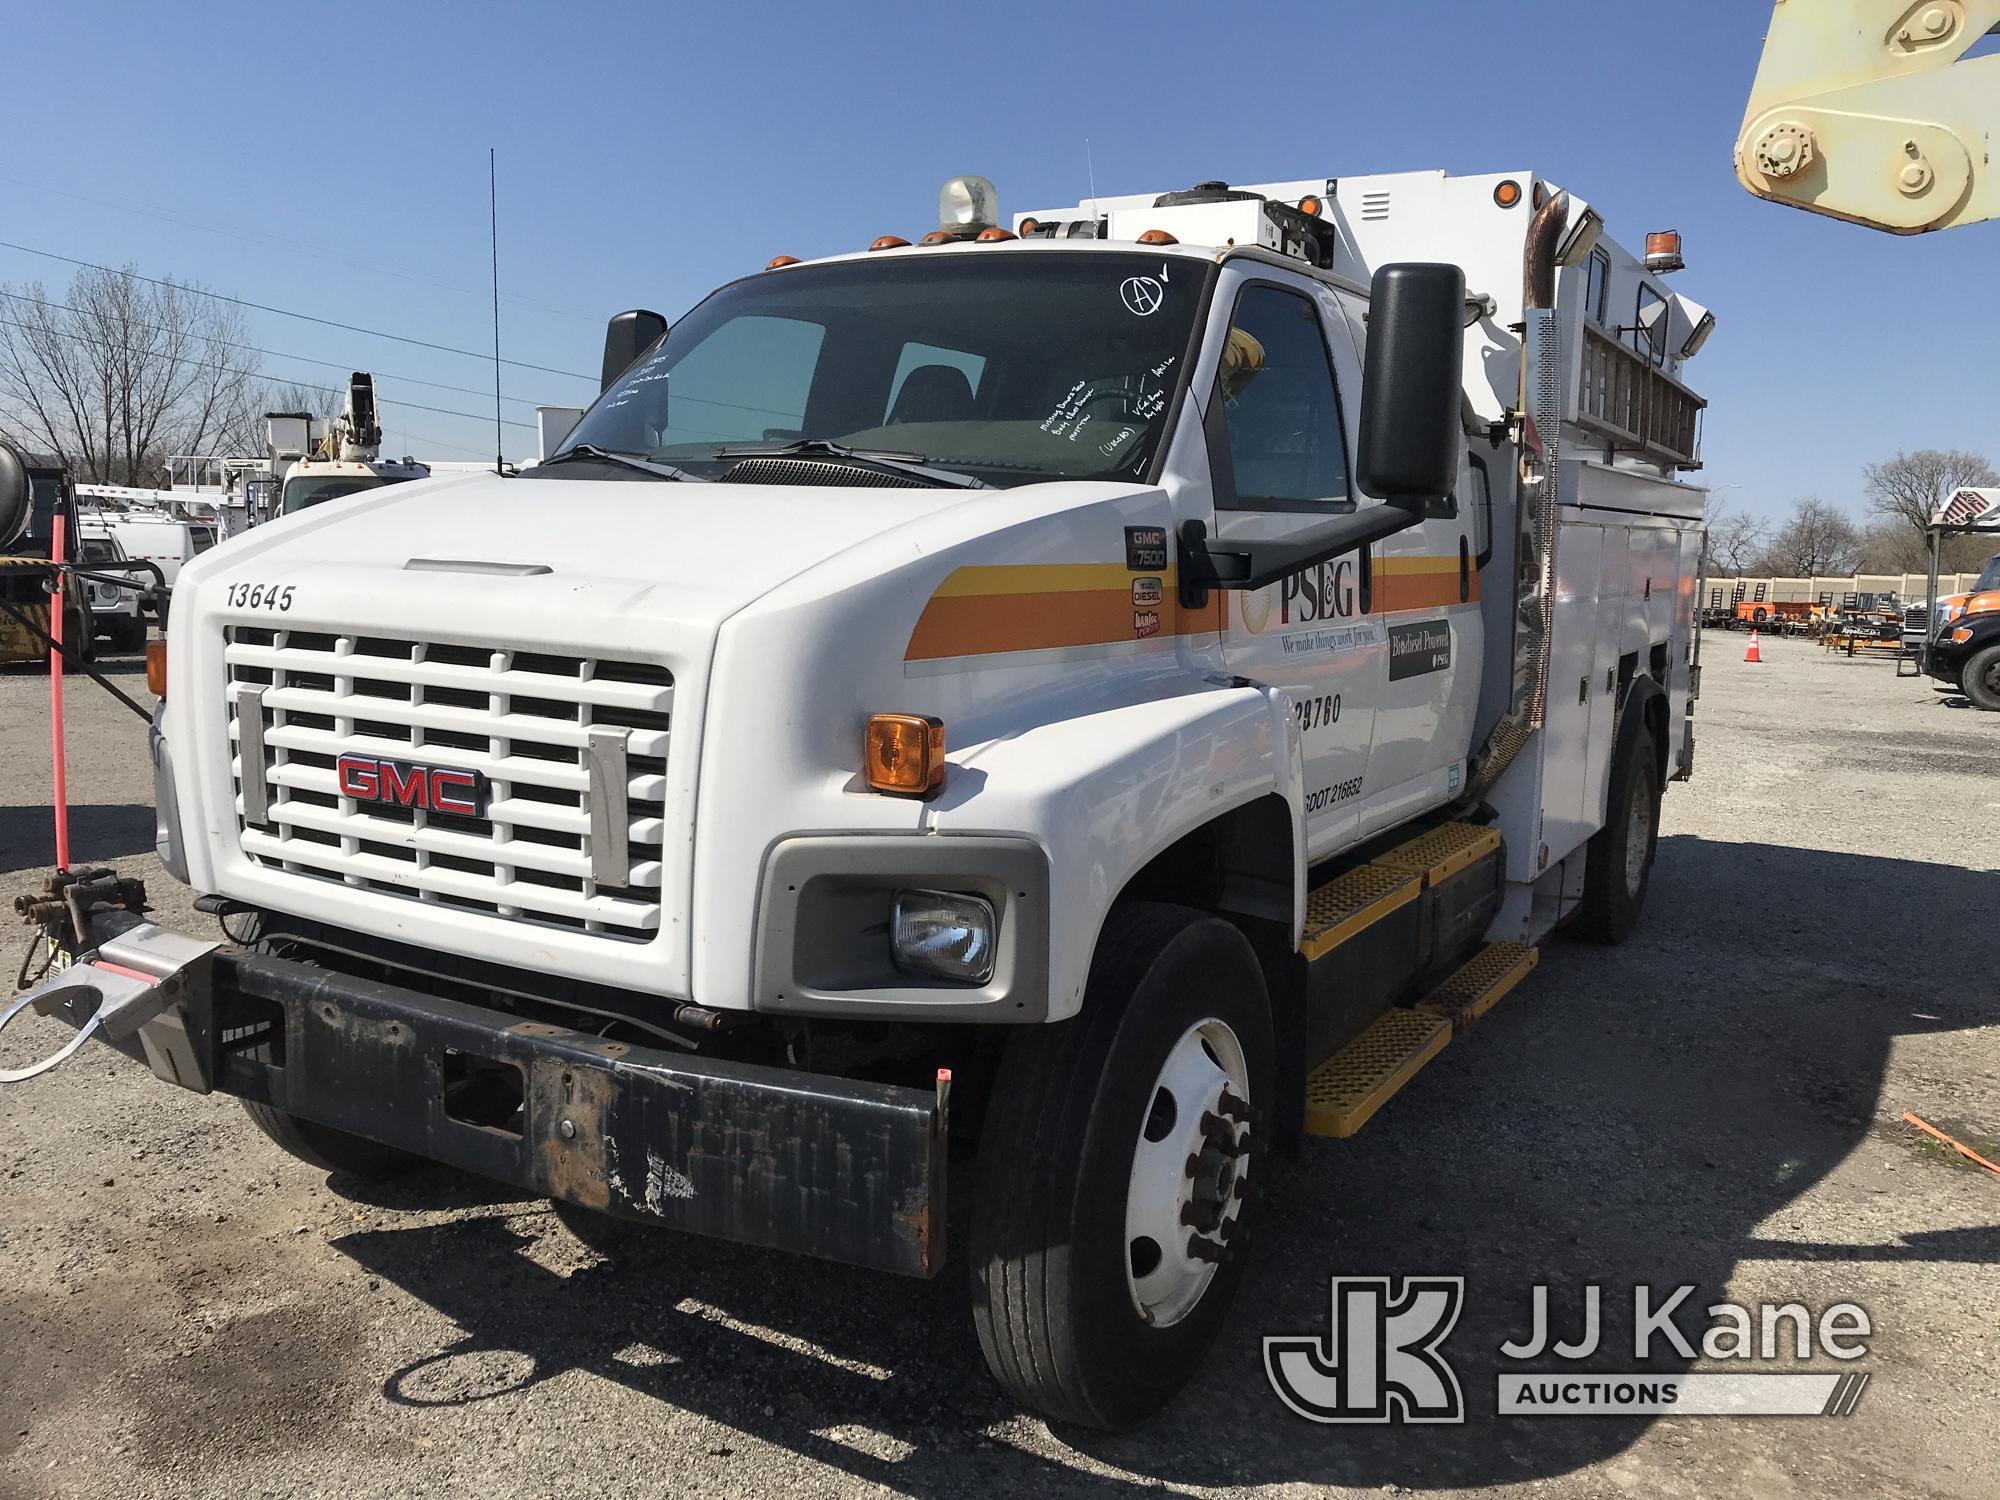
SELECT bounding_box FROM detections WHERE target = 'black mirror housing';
[1355,263,1466,507]
[601,309,668,392]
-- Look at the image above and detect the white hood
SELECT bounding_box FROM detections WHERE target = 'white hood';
[195,472,975,623]
[167,471,980,1001]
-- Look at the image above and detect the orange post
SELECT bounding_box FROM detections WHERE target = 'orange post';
[48,511,70,872]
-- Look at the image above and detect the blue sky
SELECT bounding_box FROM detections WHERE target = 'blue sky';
[5,0,1992,518]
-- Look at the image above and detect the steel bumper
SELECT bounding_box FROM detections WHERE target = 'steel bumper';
[13,939,947,1277]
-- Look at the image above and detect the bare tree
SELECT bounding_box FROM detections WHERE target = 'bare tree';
[1701,496,1769,574]
[0,267,259,484]
[1863,448,1997,545]
[202,378,342,458]
[1754,496,1864,576]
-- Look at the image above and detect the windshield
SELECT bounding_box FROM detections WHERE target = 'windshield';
[554,251,1213,487]
[282,474,410,515]
[1975,554,2000,594]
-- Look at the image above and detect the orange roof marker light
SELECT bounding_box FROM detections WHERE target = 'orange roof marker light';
[975,226,1017,242]
[1494,179,1523,209]
[919,230,955,246]
[1137,228,1179,246]
[766,255,802,270]
[870,235,911,252]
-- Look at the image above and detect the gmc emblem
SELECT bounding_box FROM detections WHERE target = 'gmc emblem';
[336,753,488,817]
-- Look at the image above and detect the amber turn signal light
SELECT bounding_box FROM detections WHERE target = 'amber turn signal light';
[145,637,167,697]
[865,713,945,795]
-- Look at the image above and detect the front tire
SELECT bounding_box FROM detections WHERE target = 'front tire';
[1961,643,2000,711]
[971,902,1273,1429]
[241,1097,419,1178]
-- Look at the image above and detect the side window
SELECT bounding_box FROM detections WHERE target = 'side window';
[1632,284,1668,367]
[1584,248,1610,325]
[1212,285,1351,512]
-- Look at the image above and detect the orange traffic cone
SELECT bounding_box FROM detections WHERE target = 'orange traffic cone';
[1744,629,1763,664]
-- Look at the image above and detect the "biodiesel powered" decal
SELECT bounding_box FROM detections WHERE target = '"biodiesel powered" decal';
[1388,619,1452,681]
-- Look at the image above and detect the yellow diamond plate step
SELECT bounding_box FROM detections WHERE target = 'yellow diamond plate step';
[1414,941,1539,1034]
[1303,1008,1452,1138]
[1370,821,1501,886]
[1300,863,1421,961]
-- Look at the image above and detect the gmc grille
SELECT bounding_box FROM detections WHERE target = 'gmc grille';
[224,626,672,942]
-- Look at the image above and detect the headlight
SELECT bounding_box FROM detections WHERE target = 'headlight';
[891,890,996,984]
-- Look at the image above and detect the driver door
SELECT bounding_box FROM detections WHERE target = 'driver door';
[1208,272,1382,862]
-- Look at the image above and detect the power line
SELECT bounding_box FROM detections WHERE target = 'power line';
[0,315,536,431]
[0,289,555,409]
[0,239,596,383]
[3,172,598,324]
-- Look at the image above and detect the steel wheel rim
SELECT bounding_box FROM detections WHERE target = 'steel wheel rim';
[1624,774,1654,897]
[1124,1017,1250,1328]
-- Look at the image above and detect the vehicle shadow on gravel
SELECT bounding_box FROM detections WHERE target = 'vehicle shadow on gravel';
[0,802,155,873]
[329,834,1998,1495]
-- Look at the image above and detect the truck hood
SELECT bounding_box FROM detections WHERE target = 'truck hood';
[189,473,975,623]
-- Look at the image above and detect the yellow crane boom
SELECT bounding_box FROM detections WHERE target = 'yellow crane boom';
[1737,0,2000,232]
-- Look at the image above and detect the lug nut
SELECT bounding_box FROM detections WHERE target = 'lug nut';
[1216,1089,1249,1124]
[1180,1201,1220,1232]
[1199,1111,1240,1149]
[1186,1235,1228,1265]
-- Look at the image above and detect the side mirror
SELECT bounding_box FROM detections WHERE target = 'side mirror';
[1356,263,1466,508]
[0,440,29,551]
[601,309,668,392]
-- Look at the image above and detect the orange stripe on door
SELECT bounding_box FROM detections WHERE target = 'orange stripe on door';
[907,565,1216,661]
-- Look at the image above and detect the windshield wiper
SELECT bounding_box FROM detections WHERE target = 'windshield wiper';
[541,443,704,482]
[713,438,989,490]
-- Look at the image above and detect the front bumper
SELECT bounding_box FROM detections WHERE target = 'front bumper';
[15,935,946,1277]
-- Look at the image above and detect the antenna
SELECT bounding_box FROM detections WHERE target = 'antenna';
[489,147,503,475]
[1085,138,1098,218]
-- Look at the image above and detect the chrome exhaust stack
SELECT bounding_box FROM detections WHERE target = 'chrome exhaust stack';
[1468,191,1570,800]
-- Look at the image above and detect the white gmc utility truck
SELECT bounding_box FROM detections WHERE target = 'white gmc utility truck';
[3,169,1712,1427]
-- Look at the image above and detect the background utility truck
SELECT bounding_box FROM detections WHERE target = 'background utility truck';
[3,168,1711,1427]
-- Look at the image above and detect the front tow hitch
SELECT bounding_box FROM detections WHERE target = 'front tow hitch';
[0,922,218,1087]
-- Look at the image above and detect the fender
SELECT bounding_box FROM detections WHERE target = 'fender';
[925,679,1305,1021]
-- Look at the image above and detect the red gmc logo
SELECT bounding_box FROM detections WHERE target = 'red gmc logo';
[336,753,488,817]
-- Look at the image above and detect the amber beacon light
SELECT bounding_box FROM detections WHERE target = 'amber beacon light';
[866,713,946,795]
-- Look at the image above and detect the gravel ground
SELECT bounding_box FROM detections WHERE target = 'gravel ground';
[2,633,1996,1500]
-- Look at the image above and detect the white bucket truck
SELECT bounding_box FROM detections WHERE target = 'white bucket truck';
[4,168,1711,1427]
